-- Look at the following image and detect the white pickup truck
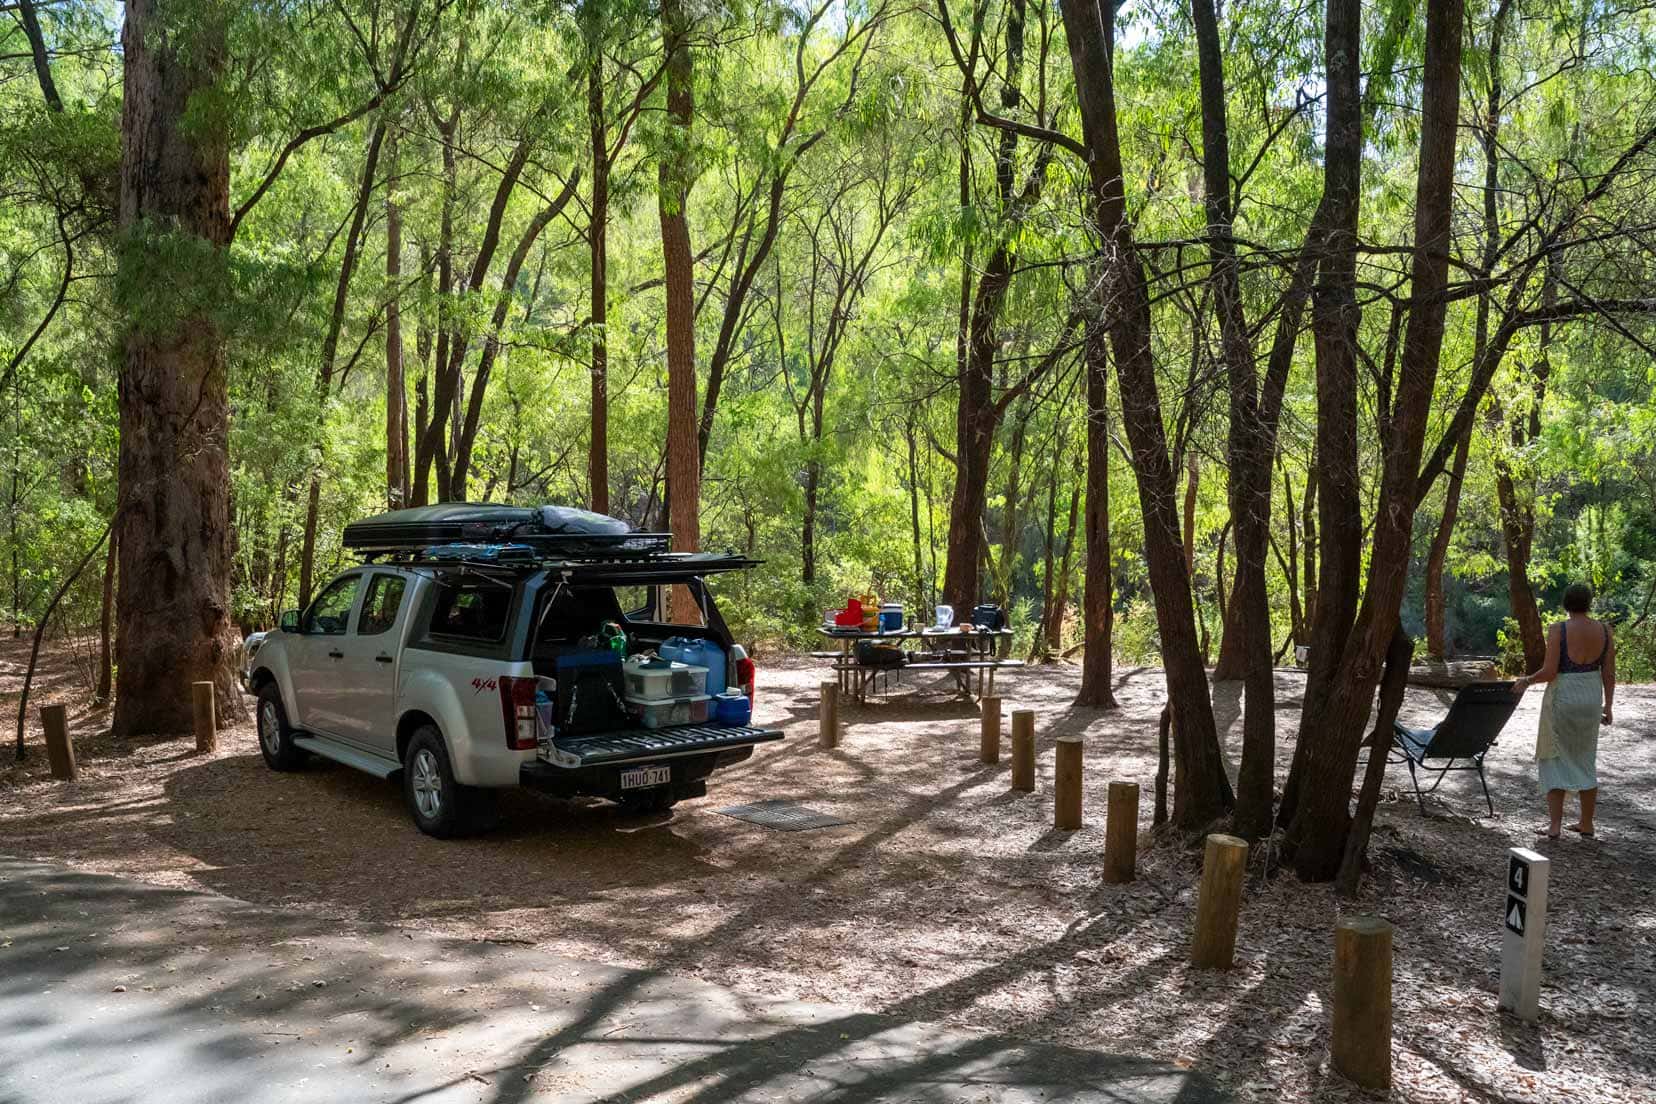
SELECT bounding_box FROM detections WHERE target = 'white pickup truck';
[245,504,782,837]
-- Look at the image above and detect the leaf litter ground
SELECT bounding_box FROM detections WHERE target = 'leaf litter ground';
[4,640,1653,1103]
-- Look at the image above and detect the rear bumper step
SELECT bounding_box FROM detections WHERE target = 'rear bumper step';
[518,724,782,800]
[552,724,783,767]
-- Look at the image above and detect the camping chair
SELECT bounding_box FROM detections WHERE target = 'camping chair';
[1390,681,1518,815]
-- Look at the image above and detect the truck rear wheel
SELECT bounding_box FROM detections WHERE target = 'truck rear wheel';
[402,726,498,838]
[256,684,307,771]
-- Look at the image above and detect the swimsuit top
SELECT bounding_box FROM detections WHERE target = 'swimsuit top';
[1558,620,1607,674]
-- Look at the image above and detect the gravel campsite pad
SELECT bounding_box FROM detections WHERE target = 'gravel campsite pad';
[4,642,1654,1103]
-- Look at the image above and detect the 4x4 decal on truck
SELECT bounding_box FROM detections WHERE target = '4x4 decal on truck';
[471,677,498,694]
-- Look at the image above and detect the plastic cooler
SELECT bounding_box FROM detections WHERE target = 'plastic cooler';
[630,695,713,730]
[623,655,708,700]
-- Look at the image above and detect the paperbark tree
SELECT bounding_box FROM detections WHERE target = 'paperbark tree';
[114,0,244,734]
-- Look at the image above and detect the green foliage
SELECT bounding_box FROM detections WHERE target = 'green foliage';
[3,0,1655,690]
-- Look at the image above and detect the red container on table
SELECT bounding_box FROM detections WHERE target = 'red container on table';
[834,598,863,627]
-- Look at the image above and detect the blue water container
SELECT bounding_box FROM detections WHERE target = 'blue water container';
[879,602,903,633]
[660,636,726,695]
[712,689,751,727]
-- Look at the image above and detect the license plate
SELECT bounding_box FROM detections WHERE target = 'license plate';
[620,764,672,790]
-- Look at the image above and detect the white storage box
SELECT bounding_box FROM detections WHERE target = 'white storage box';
[629,694,712,730]
[623,655,708,701]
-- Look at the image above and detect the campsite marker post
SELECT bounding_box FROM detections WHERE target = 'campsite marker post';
[1499,846,1549,1022]
[980,697,1002,764]
[819,682,839,749]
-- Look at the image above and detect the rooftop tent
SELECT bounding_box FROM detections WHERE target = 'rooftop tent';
[342,503,670,558]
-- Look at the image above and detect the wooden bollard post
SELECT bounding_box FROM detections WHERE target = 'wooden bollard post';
[192,681,217,754]
[1053,735,1083,829]
[41,704,76,781]
[1190,833,1248,969]
[1102,781,1139,883]
[819,681,839,749]
[979,696,1002,764]
[1332,915,1393,1091]
[1010,710,1035,791]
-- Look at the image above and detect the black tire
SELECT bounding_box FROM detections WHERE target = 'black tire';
[402,726,498,838]
[256,683,307,771]
[618,788,677,816]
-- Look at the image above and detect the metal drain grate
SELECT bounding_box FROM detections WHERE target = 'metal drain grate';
[717,799,851,831]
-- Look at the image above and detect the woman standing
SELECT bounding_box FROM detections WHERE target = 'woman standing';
[1513,583,1616,840]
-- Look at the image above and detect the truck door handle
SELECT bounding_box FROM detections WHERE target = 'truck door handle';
[374,654,393,664]
[327,649,345,659]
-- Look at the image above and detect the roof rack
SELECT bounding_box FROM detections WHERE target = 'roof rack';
[342,503,671,561]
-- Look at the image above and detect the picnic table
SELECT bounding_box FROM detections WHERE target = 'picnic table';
[815,626,1023,704]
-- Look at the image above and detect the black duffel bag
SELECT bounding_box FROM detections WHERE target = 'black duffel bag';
[854,640,907,668]
[971,603,1006,631]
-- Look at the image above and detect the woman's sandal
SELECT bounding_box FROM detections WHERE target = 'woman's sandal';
[1536,826,1562,840]
[1566,824,1597,839]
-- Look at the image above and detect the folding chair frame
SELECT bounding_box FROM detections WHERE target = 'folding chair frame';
[1389,730,1495,816]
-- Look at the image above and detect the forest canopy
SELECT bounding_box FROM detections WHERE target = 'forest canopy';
[4,0,1655,873]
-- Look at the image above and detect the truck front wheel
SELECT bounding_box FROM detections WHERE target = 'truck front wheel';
[256,684,307,771]
[402,726,498,838]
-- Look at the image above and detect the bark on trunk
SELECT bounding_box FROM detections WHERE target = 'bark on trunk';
[114,0,244,735]
[386,131,407,508]
[1284,0,1464,880]
[96,526,115,702]
[588,41,610,514]
[1063,0,1230,826]
[660,0,700,622]
[1334,621,1412,895]
[300,120,388,606]
[1051,476,1080,653]
[1191,0,1281,838]
[941,244,1014,612]
[1423,424,1471,657]
[451,174,581,492]
[1076,316,1117,707]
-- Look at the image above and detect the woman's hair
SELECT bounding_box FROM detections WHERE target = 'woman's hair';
[1563,583,1594,614]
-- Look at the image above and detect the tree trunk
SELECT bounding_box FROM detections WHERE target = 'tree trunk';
[1495,460,1546,670]
[386,131,407,508]
[96,526,115,702]
[300,119,387,605]
[114,0,244,735]
[588,39,610,514]
[909,411,927,612]
[660,0,700,622]
[941,244,1014,612]
[1063,0,1230,826]
[1423,424,1471,657]
[1036,428,1062,660]
[1191,0,1279,838]
[1335,621,1412,895]
[1277,0,1364,836]
[1076,317,1117,707]
[1429,0,1511,662]
[1284,0,1464,880]
[452,176,581,492]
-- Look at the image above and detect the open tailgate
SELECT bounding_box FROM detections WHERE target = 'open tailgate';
[550,724,782,767]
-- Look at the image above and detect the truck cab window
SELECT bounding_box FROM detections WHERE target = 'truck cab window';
[357,574,407,636]
[304,575,360,635]
[430,580,513,642]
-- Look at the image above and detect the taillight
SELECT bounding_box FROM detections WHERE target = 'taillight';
[499,676,538,750]
[735,656,756,703]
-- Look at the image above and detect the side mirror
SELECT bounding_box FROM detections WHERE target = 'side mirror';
[279,609,301,633]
